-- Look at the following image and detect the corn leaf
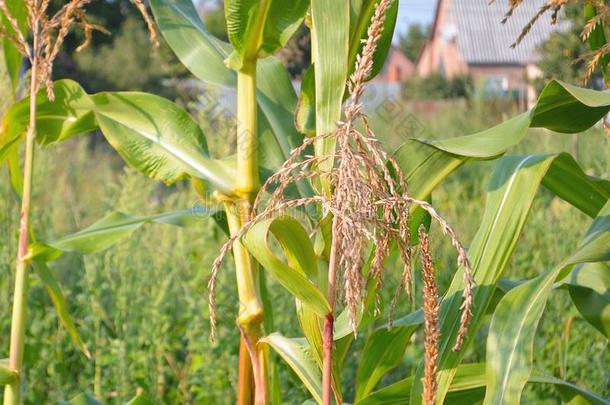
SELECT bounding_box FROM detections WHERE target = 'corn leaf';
[32,261,91,358]
[409,153,608,404]
[224,0,309,67]
[483,202,610,405]
[584,5,609,82]
[359,364,609,405]
[394,80,610,203]
[260,333,322,404]
[149,0,305,175]
[348,0,398,80]
[0,80,236,193]
[295,0,398,136]
[561,262,610,338]
[354,324,419,400]
[311,0,349,165]
[150,0,235,87]
[0,79,96,157]
[30,209,208,262]
[91,92,235,192]
[0,0,26,94]
[242,216,330,316]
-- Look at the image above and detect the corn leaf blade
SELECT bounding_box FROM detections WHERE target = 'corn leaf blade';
[30,209,207,262]
[483,202,610,405]
[224,0,309,66]
[242,216,330,316]
[260,333,323,404]
[409,153,608,404]
[359,364,609,405]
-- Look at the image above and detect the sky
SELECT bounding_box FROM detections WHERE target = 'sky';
[395,0,437,35]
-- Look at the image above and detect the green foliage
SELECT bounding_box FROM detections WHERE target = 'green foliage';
[535,3,589,91]
[201,2,229,42]
[243,216,330,316]
[397,23,429,61]
[403,73,474,100]
[73,17,180,95]
[224,0,309,69]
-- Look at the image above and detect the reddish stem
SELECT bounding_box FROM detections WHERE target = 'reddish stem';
[322,313,334,405]
[237,336,255,405]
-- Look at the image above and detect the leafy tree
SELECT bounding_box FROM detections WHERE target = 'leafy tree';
[72,16,181,95]
[276,25,311,79]
[201,1,228,42]
[397,23,429,61]
[403,73,473,100]
[535,3,589,91]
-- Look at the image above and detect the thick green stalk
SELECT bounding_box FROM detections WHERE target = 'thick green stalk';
[4,31,38,405]
[236,61,260,198]
[232,59,267,405]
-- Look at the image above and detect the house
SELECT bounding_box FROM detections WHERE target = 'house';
[416,0,563,107]
[373,46,415,83]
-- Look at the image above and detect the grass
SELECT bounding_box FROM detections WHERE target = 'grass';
[0,99,607,403]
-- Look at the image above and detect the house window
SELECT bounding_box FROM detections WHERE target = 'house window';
[483,75,509,97]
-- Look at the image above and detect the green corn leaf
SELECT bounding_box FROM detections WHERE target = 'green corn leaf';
[224,0,309,68]
[256,56,308,174]
[30,209,208,262]
[91,92,235,192]
[295,67,316,136]
[409,153,608,404]
[260,333,323,404]
[295,0,398,136]
[311,0,349,166]
[150,0,305,176]
[362,277,527,396]
[1,0,27,95]
[483,201,610,405]
[561,262,610,338]
[348,0,398,80]
[0,79,97,159]
[359,364,609,405]
[0,80,237,193]
[58,393,105,405]
[242,216,330,316]
[394,80,610,203]
[354,324,418,400]
[485,200,610,405]
[150,0,235,87]
[6,142,22,199]
[0,359,17,385]
[530,80,610,132]
[32,261,91,358]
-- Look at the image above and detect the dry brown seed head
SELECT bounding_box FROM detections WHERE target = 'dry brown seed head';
[419,226,439,405]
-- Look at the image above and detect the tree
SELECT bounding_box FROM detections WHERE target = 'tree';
[73,16,181,95]
[535,3,589,91]
[397,23,429,61]
[201,1,228,42]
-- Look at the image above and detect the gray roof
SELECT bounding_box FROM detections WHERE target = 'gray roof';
[447,0,565,65]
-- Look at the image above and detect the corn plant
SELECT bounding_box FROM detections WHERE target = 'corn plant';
[0,0,160,403]
[0,0,608,404]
